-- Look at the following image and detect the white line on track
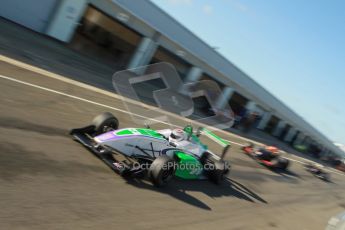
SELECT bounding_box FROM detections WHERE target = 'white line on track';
[0,71,344,176]
[0,74,246,147]
[0,74,169,124]
[0,54,250,145]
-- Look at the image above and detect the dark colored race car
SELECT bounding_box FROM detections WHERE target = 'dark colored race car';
[304,162,330,182]
[242,143,290,170]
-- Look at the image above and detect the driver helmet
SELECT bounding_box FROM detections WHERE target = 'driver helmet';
[265,146,279,154]
[170,129,186,141]
[183,125,193,136]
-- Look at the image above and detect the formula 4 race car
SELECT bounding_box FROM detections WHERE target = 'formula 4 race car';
[242,143,290,170]
[70,112,231,187]
[304,162,330,182]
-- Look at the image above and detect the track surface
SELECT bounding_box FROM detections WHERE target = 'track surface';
[0,60,344,230]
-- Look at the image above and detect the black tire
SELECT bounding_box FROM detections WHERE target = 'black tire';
[274,158,289,170]
[207,161,228,184]
[202,152,229,184]
[92,112,119,135]
[200,151,211,165]
[149,156,176,187]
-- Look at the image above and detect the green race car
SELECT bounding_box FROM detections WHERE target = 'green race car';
[70,112,231,187]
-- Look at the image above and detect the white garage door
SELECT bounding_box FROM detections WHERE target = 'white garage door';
[0,0,57,33]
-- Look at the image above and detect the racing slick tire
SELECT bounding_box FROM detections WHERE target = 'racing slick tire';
[201,152,228,184]
[273,158,289,170]
[92,112,119,135]
[207,161,228,184]
[149,156,176,187]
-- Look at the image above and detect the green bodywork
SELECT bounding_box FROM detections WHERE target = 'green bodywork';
[115,126,230,180]
[174,151,203,179]
[183,126,230,148]
[201,128,230,147]
[116,128,164,140]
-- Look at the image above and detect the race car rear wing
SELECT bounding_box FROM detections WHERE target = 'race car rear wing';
[199,127,231,160]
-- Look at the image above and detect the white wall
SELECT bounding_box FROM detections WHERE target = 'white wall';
[0,0,57,32]
[45,0,87,42]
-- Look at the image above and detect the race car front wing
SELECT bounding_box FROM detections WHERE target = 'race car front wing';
[70,126,145,177]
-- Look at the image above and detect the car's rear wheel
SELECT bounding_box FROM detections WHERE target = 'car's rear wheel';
[272,158,289,170]
[92,112,119,135]
[201,152,229,184]
[208,161,228,184]
[149,156,176,187]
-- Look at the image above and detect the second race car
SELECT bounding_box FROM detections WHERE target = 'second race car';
[242,143,290,170]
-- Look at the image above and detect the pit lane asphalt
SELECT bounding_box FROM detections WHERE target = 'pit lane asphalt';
[0,60,344,230]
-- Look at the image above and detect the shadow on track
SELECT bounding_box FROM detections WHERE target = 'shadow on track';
[271,168,301,179]
[0,117,68,137]
[124,176,267,211]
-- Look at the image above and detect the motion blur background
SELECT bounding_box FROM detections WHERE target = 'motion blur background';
[2,1,345,229]
[0,0,344,167]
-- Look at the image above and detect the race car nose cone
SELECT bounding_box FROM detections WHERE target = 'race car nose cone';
[95,131,118,143]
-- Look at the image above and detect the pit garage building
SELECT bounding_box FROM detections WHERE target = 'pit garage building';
[0,0,342,157]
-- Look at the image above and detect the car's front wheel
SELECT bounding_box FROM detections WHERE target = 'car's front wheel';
[149,156,176,187]
[92,112,119,135]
